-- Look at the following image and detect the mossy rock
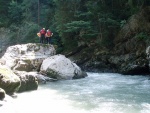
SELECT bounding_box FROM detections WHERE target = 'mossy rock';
[46,69,58,79]
[0,66,21,94]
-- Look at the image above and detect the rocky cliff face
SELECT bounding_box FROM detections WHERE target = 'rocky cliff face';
[108,7,150,74]
[69,7,150,75]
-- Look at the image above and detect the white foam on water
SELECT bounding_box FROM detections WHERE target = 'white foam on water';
[1,73,150,113]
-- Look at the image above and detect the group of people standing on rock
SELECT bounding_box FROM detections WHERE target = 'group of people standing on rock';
[37,28,53,44]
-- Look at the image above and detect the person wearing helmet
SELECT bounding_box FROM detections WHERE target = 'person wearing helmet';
[39,28,46,43]
[45,29,53,44]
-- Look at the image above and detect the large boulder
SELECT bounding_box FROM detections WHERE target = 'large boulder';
[14,71,38,92]
[1,43,56,72]
[14,71,57,92]
[0,65,21,94]
[40,54,87,80]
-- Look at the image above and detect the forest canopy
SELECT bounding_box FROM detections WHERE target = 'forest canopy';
[0,0,150,52]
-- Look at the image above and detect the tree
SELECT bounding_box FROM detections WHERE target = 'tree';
[54,0,81,50]
[0,0,11,27]
[21,0,38,24]
[8,1,24,25]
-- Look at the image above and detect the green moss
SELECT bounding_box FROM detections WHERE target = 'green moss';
[24,60,31,64]
[41,44,50,48]
[135,32,149,40]
[0,67,21,94]
[46,69,58,79]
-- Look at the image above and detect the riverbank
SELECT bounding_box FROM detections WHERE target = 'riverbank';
[66,44,149,75]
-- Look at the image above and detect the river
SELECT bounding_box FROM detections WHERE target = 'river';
[0,72,150,113]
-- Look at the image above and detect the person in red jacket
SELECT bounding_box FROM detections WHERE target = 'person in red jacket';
[39,28,46,43]
[45,29,53,44]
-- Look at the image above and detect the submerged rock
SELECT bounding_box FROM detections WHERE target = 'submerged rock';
[40,54,87,80]
[33,72,57,83]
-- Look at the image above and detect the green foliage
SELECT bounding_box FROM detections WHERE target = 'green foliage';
[0,0,11,27]
[135,32,149,40]
[1,0,150,52]
[120,20,127,28]
[21,23,39,43]
[0,18,9,27]
[54,0,81,50]
[53,0,150,50]
[65,21,91,33]
[21,0,38,23]
[8,1,24,25]
[9,22,39,44]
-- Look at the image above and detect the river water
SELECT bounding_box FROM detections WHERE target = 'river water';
[1,72,150,113]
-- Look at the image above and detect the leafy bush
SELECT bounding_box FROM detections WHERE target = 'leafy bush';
[120,20,127,28]
[135,32,149,40]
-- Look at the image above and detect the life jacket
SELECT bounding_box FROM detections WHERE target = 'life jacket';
[37,33,41,37]
[46,31,52,37]
[40,29,46,35]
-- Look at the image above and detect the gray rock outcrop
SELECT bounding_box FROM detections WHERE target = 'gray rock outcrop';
[0,43,56,93]
[40,54,87,80]
[1,43,56,71]
[0,43,88,95]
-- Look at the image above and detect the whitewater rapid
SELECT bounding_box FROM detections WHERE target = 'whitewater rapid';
[0,72,150,113]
